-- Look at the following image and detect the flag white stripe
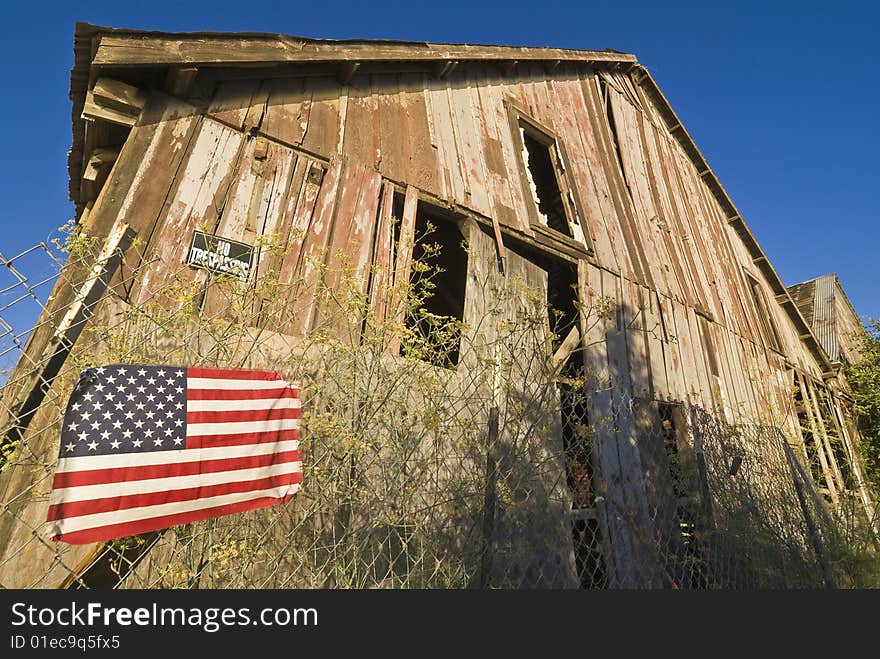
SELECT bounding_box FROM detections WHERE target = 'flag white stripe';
[185,418,300,437]
[187,398,300,412]
[48,484,302,536]
[50,461,302,505]
[187,377,292,391]
[55,440,300,474]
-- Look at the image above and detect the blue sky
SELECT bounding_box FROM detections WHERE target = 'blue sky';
[1,0,877,323]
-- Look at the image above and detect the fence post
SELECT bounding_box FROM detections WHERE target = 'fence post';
[479,406,499,588]
[782,441,837,589]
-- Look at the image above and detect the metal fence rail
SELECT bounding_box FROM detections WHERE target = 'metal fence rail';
[0,234,876,589]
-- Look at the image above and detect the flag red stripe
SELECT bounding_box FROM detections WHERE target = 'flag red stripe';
[53,494,298,545]
[52,450,302,489]
[186,367,285,381]
[47,471,303,521]
[186,407,301,424]
[186,387,296,400]
[186,428,300,449]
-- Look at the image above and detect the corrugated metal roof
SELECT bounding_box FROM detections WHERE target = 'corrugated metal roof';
[787,274,843,363]
[812,274,837,362]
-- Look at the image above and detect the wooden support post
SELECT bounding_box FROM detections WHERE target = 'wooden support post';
[479,406,499,588]
[166,67,199,97]
[782,442,837,589]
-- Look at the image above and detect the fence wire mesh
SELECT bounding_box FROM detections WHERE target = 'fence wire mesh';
[0,228,877,589]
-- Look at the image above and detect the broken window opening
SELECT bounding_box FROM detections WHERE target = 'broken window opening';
[402,205,468,369]
[521,129,571,238]
[658,401,708,588]
[548,260,592,507]
[508,102,590,250]
[544,259,606,587]
[659,404,697,537]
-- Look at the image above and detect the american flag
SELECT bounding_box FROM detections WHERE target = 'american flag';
[46,365,302,544]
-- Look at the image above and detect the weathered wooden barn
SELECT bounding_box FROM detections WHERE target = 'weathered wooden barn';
[0,23,874,589]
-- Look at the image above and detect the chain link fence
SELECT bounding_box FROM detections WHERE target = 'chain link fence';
[1,227,877,589]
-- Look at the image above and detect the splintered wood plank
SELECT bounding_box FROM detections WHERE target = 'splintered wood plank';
[468,67,509,234]
[656,292,685,402]
[98,98,203,298]
[578,261,626,588]
[797,374,840,505]
[237,143,298,317]
[290,157,344,336]
[375,73,405,183]
[643,288,669,400]
[425,76,466,204]
[696,314,728,413]
[208,79,260,130]
[608,91,680,302]
[269,157,325,335]
[548,74,618,270]
[262,76,311,146]
[387,185,419,354]
[312,162,381,341]
[446,69,492,216]
[650,128,715,317]
[667,299,699,408]
[476,67,529,233]
[670,150,726,321]
[131,118,245,307]
[636,112,698,309]
[341,74,379,167]
[301,76,341,157]
[197,133,278,319]
[569,73,634,278]
[399,72,440,194]
[579,73,650,286]
[622,279,653,400]
[369,183,396,324]
[599,268,658,587]
[276,158,323,286]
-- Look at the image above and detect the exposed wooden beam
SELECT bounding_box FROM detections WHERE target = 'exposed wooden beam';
[166,66,199,97]
[82,147,119,184]
[432,60,458,79]
[92,77,146,115]
[543,59,561,74]
[499,60,518,76]
[337,61,361,85]
[82,91,137,127]
[92,33,638,68]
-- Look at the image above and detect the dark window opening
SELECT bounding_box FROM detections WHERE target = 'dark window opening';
[548,262,590,506]
[521,129,572,239]
[402,206,468,368]
[545,259,607,588]
[658,402,708,588]
[391,191,405,265]
[507,101,590,251]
